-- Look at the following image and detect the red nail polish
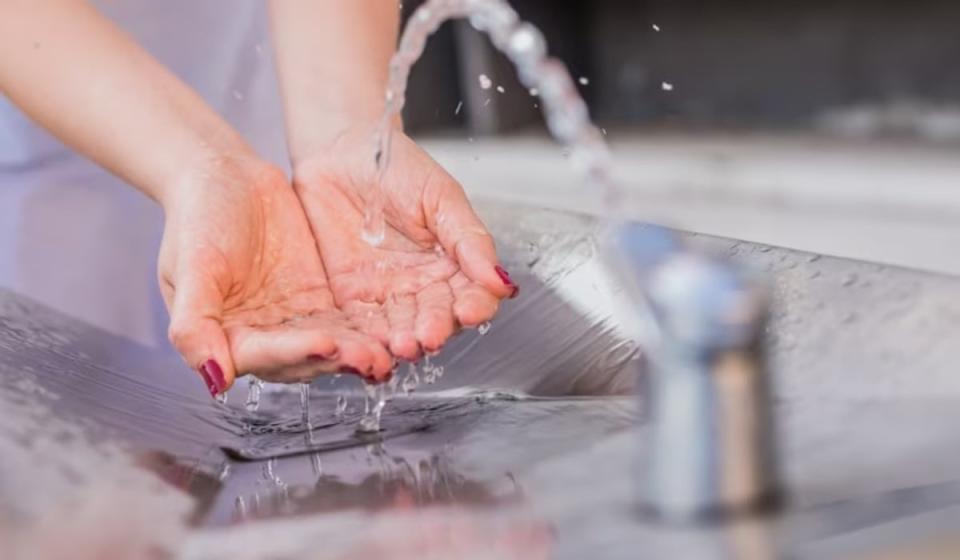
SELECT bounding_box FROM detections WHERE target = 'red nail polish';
[495,265,519,298]
[197,366,217,397]
[200,359,226,395]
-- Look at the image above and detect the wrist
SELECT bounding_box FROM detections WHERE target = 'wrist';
[286,108,404,169]
[160,143,271,214]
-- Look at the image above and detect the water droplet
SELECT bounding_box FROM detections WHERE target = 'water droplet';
[232,90,244,101]
[529,88,539,96]
[335,394,347,418]
[578,76,589,85]
[454,100,463,115]
[661,81,674,91]
[478,74,492,89]
[652,23,661,32]
[496,85,506,93]
[245,378,263,413]
[402,362,420,395]
[478,321,492,335]
[215,392,228,405]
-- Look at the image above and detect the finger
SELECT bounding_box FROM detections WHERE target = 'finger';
[385,293,419,360]
[166,270,235,397]
[424,174,517,299]
[342,300,391,346]
[229,325,338,374]
[449,272,501,327]
[414,281,456,353]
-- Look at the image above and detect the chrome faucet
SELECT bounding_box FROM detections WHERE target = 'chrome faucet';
[604,223,782,524]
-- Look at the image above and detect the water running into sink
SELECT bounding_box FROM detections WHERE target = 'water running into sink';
[351,0,618,432]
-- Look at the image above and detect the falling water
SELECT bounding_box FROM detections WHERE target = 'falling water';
[245,377,264,413]
[401,362,420,395]
[478,321,492,335]
[299,383,311,429]
[357,382,388,433]
[361,0,619,245]
[334,394,347,418]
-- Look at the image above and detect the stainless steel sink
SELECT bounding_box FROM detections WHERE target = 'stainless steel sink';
[3,201,960,559]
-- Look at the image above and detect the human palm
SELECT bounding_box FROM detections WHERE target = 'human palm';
[157,157,393,395]
[293,130,517,361]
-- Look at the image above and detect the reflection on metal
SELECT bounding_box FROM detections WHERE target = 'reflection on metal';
[605,222,782,523]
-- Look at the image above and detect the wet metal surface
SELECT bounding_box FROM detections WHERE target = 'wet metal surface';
[4,203,960,558]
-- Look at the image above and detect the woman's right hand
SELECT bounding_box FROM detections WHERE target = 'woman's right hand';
[157,155,394,396]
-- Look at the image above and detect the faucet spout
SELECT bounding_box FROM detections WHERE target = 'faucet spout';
[605,222,782,523]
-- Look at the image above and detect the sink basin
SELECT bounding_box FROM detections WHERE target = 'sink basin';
[3,201,960,559]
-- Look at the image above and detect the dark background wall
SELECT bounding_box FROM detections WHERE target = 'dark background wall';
[400,0,960,135]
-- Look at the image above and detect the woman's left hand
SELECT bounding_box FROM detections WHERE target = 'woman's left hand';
[292,128,518,361]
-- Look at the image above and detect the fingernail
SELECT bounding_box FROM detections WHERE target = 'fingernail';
[197,366,217,397]
[495,265,520,298]
[200,359,226,396]
[341,366,362,376]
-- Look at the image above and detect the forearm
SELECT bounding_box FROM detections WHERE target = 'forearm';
[0,0,252,205]
[269,0,400,164]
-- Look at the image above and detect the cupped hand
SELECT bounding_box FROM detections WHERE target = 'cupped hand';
[292,128,518,361]
[157,156,394,396]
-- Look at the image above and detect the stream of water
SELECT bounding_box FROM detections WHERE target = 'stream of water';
[253,0,620,436]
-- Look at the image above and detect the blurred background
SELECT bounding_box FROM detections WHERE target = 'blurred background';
[399,0,960,277]
[402,0,960,139]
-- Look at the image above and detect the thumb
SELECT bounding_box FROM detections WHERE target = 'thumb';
[429,177,518,300]
[166,268,236,397]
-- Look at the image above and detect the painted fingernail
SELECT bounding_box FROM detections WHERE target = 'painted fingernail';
[197,366,217,397]
[495,265,520,298]
[200,359,226,396]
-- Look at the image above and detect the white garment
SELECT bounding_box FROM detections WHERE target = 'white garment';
[0,1,289,349]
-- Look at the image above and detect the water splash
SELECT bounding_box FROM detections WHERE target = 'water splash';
[334,394,347,418]
[402,362,420,395]
[478,321,492,335]
[357,383,387,433]
[362,0,619,244]
[215,392,228,405]
[245,377,264,413]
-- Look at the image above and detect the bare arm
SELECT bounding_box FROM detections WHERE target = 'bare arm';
[0,0,252,204]
[268,0,400,164]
